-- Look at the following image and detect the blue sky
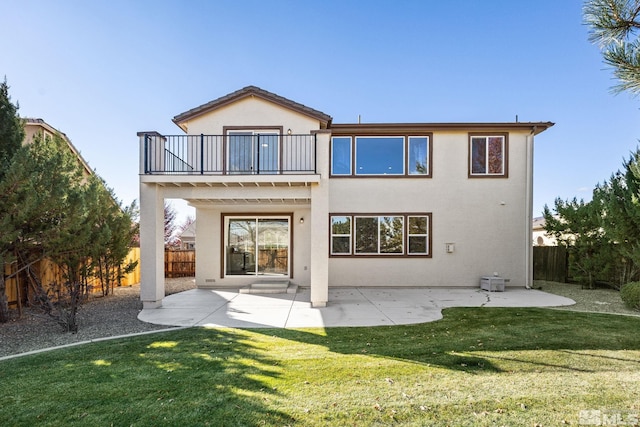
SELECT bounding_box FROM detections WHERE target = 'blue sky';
[2,0,639,223]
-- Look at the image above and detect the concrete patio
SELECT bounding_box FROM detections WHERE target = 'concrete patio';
[138,287,576,329]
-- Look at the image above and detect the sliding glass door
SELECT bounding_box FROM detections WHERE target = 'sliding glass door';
[226,216,290,276]
[228,131,279,174]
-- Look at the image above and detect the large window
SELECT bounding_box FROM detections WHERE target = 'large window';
[356,137,404,175]
[331,135,431,177]
[469,134,507,177]
[330,213,431,257]
[225,215,290,276]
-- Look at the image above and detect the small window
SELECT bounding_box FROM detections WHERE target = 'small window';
[331,137,352,175]
[470,134,507,177]
[408,216,429,254]
[331,216,351,254]
[408,137,429,175]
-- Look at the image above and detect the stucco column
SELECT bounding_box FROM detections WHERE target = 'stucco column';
[525,131,535,288]
[139,182,165,308]
[310,130,330,307]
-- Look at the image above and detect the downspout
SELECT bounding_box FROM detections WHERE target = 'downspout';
[524,126,536,289]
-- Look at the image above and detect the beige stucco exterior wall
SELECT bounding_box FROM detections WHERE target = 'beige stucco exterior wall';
[139,90,542,309]
[179,97,321,136]
[327,130,532,288]
[194,204,312,289]
[139,95,328,305]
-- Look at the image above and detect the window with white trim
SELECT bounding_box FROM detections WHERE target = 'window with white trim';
[330,213,431,257]
[469,134,507,177]
[330,135,431,177]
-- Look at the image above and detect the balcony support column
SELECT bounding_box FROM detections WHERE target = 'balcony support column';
[309,130,330,307]
[139,182,165,308]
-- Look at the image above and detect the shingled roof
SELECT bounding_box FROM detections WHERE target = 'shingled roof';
[172,86,332,132]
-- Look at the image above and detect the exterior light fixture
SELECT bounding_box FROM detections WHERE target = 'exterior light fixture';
[299,217,304,224]
[287,128,292,135]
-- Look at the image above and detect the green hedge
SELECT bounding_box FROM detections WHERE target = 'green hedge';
[621,282,640,311]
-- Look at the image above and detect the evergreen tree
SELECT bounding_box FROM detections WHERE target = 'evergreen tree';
[0,133,86,326]
[596,149,640,286]
[543,197,613,288]
[0,79,25,321]
[584,0,640,95]
[0,77,24,181]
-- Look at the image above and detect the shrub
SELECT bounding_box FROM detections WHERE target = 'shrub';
[620,281,640,311]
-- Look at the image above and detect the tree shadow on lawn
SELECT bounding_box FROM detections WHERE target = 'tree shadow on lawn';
[0,328,297,426]
[260,307,640,374]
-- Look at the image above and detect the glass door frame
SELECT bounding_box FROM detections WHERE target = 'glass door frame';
[222,213,293,278]
[224,127,283,174]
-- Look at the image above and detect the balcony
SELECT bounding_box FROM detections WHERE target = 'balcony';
[142,133,317,175]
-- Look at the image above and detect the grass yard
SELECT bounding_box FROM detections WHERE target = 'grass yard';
[2,307,640,426]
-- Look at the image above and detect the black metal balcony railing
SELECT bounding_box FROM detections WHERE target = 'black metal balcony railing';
[143,133,317,175]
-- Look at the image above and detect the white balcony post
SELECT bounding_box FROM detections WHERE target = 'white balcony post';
[139,182,165,308]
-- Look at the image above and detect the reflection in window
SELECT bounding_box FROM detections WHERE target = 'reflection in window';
[228,131,279,174]
[355,137,404,175]
[331,214,430,256]
[331,137,352,175]
[331,216,351,254]
[355,217,379,253]
[408,216,428,254]
[379,216,403,253]
[226,217,289,276]
[408,137,429,175]
[470,135,505,176]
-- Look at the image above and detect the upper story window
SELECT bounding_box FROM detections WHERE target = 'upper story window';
[469,133,508,178]
[331,135,431,177]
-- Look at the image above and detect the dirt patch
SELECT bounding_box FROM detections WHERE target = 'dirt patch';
[0,278,196,358]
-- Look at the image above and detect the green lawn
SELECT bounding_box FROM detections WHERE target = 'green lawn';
[2,307,640,426]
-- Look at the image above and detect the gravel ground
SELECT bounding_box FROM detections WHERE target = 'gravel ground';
[533,280,640,316]
[1,279,638,358]
[0,278,196,358]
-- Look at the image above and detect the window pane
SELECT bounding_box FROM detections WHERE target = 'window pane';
[257,219,288,275]
[355,217,378,253]
[227,219,256,274]
[331,137,352,175]
[380,216,403,253]
[355,137,404,175]
[331,216,351,234]
[488,136,504,174]
[258,134,278,173]
[408,236,427,254]
[408,137,429,175]
[228,133,253,173]
[332,236,351,254]
[408,216,427,234]
[471,137,486,174]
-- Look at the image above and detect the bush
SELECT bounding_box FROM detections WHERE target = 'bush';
[620,282,640,311]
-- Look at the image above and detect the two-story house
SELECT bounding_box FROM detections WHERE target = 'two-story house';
[138,86,553,309]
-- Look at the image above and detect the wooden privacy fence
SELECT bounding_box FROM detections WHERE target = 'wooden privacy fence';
[165,250,195,277]
[3,247,141,313]
[533,246,568,283]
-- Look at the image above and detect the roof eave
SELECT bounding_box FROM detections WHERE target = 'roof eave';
[172,86,332,132]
